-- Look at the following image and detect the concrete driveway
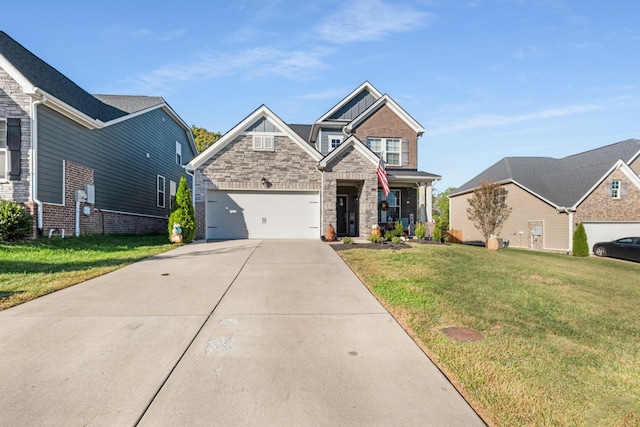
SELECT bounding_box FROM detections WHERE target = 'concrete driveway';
[0,240,485,426]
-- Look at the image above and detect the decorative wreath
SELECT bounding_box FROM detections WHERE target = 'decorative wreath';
[378,200,389,211]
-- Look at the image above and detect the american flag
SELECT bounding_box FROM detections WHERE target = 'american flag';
[377,157,390,197]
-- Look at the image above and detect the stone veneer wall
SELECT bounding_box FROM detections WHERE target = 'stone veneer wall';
[350,104,418,169]
[323,145,378,238]
[0,68,32,203]
[574,168,640,225]
[194,135,322,240]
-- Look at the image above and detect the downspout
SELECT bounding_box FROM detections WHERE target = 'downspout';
[557,207,576,254]
[30,91,46,235]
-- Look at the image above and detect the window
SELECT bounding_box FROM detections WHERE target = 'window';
[169,180,177,209]
[176,141,182,165]
[606,180,627,199]
[157,175,165,208]
[253,135,274,151]
[330,135,342,150]
[367,137,402,166]
[378,189,401,223]
[0,120,6,180]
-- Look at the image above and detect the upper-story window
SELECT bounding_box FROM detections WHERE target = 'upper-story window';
[157,175,166,208]
[253,135,274,151]
[176,141,182,165]
[607,179,627,199]
[330,136,342,150]
[367,137,401,166]
[0,120,6,180]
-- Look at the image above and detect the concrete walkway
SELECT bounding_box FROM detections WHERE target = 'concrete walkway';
[0,240,485,426]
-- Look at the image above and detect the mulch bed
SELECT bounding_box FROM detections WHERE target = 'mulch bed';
[330,239,446,251]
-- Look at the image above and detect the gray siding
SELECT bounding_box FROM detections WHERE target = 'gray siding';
[245,117,281,133]
[319,128,344,155]
[37,106,194,216]
[329,90,376,121]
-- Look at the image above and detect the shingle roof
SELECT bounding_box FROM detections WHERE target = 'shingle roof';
[287,124,312,142]
[387,168,442,179]
[0,31,126,122]
[93,95,165,114]
[452,139,640,207]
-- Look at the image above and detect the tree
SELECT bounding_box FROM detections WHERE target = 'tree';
[572,222,589,257]
[432,187,455,241]
[191,125,221,153]
[168,176,196,243]
[466,180,512,244]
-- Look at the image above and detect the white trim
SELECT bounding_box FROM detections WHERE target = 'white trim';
[187,105,322,170]
[315,81,383,124]
[252,134,275,151]
[157,175,166,208]
[345,94,425,135]
[0,119,6,181]
[318,136,380,169]
[573,159,640,208]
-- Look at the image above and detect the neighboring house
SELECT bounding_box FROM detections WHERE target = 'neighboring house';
[449,139,640,253]
[0,31,197,237]
[187,82,440,240]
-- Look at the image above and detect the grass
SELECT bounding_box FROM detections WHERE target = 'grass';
[338,243,640,427]
[0,234,176,310]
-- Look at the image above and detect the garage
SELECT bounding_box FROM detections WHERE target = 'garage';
[206,191,320,240]
[583,222,640,253]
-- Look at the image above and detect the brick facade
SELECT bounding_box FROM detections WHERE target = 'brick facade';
[0,68,32,203]
[574,168,640,225]
[351,104,418,169]
[194,134,321,240]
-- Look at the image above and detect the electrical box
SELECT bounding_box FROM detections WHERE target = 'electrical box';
[535,225,543,236]
[74,189,87,203]
[82,206,91,215]
[85,184,95,204]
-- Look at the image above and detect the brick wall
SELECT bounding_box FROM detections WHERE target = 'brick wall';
[0,68,32,202]
[351,104,418,169]
[575,168,640,224]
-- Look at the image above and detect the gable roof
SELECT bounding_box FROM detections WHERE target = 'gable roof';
[344,94,425,136]
[451,139,640,209]
[317,135,380,170]
[186,105,323,171]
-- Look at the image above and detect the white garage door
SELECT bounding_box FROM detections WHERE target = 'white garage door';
[206,191,320,239]
[583,222,640,253]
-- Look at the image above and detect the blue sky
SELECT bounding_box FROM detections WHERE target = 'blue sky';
[4,0,640,190]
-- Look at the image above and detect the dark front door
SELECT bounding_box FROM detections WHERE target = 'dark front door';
[336,195,348,236]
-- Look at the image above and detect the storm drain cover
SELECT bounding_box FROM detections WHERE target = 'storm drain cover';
[443,327,484,343]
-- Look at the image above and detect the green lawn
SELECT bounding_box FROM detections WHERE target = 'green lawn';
[0,234,176,310]
[338,243,640,427]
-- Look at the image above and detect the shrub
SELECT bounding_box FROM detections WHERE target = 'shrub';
[342,236,354,244]
[415,222,426,240]
[391,236,402,243]
[572,222,589,257]
[367,235,382,243]
[167,176,196,243]
[0,200,33,241]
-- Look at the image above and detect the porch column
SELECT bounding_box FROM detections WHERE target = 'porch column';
[418,182,427,223]
[426,183,433,222]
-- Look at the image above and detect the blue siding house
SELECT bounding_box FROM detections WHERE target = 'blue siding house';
[0,31,197,236]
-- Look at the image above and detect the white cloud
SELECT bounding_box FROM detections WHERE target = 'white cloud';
[315,0,431,44]
[120,47,331,92]
[429,103,601,135]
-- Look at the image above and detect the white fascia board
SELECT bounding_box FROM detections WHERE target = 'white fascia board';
[572,159,640,209]
[34,88,104,129]
[450,179,561,210]
[188,105,322,171]
[318,136,379,169]
[345,95,425,135]
[0,54,35,93]
[387,174,441,183]
[315,81,383,124]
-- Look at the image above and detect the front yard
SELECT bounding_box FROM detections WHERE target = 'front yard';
[339,243,640,426]
[0,234,175,310]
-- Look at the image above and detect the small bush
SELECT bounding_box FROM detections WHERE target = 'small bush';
[368,235,382,243]
[0,200,33,241]
[572,222,589,257]
[391,236,402,243]
[342,236,354,244]
[415,222,426,240]
[168,176,195,243]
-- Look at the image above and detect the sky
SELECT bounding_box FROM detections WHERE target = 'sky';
[4,0,640,191]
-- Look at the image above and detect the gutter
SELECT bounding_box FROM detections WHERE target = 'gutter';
[30,91,46,235]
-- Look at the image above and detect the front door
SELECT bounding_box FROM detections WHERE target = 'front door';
[336,195,348,236]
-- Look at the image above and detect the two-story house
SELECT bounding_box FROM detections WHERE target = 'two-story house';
[187,82,440,240]
[0,31,197,237]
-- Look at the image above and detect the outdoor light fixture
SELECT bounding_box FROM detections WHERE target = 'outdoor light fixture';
[261,177,267,185]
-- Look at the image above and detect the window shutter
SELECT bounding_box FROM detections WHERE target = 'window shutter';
[7,118,21,180]
[265,136,274,150]
[620,180,627,198]
[401,138,409,166]
[605,180,613,198]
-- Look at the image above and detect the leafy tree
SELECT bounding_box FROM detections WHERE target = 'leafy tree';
[466,180,512,244]
[0,200,33,241]
[432,187,455,241]
[191,125,221,153]
[168,176,196,243]
[572,222,589,257]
